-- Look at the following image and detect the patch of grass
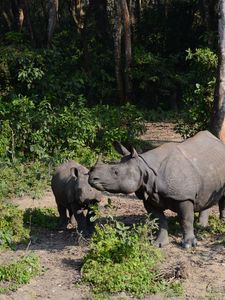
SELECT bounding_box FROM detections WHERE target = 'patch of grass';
[0,203,30,250]
[0,253,41,293]
[81,217,183,298]
[23,207,58,230]
[196,215,225,242]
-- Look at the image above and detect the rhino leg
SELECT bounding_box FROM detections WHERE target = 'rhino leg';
[143,201,169,247]
[84,208,94,235]
[219,197,225,220]
[57,203,69,229]
[198,209,210,227]
[177,200,197,249]
[70,203,90,235]
[68,209,76,227]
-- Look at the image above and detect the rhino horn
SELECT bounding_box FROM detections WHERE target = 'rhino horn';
[113,141,130,156]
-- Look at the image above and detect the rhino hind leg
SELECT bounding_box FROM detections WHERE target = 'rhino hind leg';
[219,197,225,220]
[198,209,210,227]
[143,201,169,247]
[177,200,197,249]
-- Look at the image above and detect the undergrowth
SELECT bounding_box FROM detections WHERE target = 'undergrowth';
[0,161,50,201]
[0,203,30,250]
[0,254,41,293]
[81,217,183,298]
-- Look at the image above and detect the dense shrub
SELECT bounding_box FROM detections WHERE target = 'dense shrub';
[82,218,183,297]
[175,48,217,138]
[0,97,145,163]
[0,203,30,250]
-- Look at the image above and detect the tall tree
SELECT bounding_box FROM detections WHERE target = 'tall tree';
[113,0,132,103]
[211,0,225,142]
[47,0,58,47]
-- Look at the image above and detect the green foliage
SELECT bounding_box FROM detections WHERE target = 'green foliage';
[0,95,145,163]
[81,217,183,298]
[131,46,183,109]
[0,254,40,293]
[23,208,58,230]
[92,103,145,156]
[175,48,217,138]
[0,203,30,250]
[0,161,49,201]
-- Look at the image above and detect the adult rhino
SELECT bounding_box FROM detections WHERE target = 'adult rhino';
[88,131,225,249]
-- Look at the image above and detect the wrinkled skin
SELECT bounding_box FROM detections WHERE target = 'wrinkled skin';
[89,131,225,248]
[51,160,102,235]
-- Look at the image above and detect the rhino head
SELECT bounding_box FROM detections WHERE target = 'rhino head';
[69,167,100,207]
[88,142,148,194]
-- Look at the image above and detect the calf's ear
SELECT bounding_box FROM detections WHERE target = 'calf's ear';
[70,167,79,179]
[113,141,130,156]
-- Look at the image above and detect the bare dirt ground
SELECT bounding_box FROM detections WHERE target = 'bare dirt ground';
[1,122,225,300]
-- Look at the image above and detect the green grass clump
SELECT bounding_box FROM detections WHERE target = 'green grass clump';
[0,203,30,250]
[23,207,58,230]
[81,218,183,298]
[0,254,41,293]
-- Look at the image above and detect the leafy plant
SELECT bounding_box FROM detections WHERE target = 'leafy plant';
[175,48,217,138]
[0,161,49,201]
[0,254,40,293]
[81,217,183,297]
[0,203,30,250]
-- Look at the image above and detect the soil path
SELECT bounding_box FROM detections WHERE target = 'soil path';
[1,123,225,300]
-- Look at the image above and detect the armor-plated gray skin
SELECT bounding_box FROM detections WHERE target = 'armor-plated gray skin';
[88,131,225,248]
[51,160,102,234]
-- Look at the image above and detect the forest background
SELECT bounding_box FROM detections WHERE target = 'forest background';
[0,0,218,199]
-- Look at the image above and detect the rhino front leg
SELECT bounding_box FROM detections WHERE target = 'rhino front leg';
[198,209,210,227]
[143,201,169,247]
[57,203,69,229]
[219,197,225,220]
[177,200,197,249]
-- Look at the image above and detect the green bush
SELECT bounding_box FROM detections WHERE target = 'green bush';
[0,161,49,201]
[0,96,145,163]
[0,203,30,250]
[81,218,183,297]
[175,48,217,138]
[0,254,40,293]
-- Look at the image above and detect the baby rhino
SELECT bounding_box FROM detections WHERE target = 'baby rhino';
[51,160,102,234]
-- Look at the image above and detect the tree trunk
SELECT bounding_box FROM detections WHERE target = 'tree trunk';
[47,0,59,47]
[211,0,225,143]
[114,0,124,103]
[121,0,132,102]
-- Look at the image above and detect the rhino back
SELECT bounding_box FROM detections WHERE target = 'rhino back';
[141,142,177,173]
[156,131,225,207]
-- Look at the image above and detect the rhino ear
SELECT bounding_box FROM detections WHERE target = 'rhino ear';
[113,141,130,156]
[130,146,138,158]
[70,167,79,179]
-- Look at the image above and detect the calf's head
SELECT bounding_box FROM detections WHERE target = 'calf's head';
[88,142,143,194]
[70,167,99,207]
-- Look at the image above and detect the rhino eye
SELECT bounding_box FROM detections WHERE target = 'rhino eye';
[114,169,118,176]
